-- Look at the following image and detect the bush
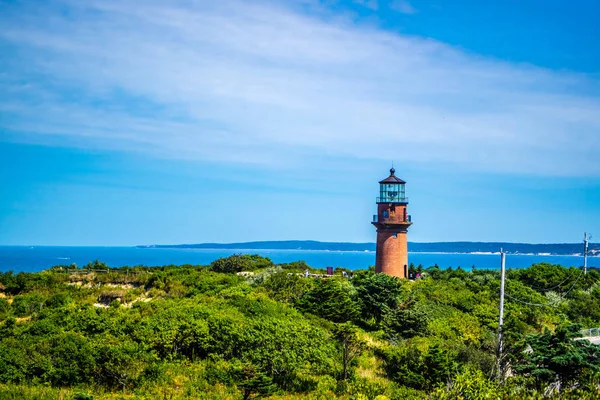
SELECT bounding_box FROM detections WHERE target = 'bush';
[353,272,403,325]
[297,279,359,323]
[210,254,274,273]
[430,367,500,400]
[46,334,95,386]
[45,292,72,308]
[0,298,10,316]
[379,343,457,390]
[262,272,313,304]
[72,394,94,400]
[11,294,46,317]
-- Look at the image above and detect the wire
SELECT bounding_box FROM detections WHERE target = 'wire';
[505,268,585,308]
[504,293,560,307]
[527,269,579,292]
[509,254,582,292]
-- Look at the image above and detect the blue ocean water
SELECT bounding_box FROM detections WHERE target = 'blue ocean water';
[0,246,595,273]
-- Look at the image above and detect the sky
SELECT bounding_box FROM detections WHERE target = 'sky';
[0,0,599,246]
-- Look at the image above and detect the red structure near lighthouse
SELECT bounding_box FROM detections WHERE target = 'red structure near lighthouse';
[372,168,412,278]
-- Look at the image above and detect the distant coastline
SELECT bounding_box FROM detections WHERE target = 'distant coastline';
[137,240,598,257]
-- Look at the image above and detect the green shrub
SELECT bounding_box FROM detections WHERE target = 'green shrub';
[0,297,10,316]
[297,279,359,323]
[11,294,45,317]
[210,254,274,273]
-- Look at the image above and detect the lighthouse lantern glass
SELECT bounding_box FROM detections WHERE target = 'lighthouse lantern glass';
[379,183,406,203]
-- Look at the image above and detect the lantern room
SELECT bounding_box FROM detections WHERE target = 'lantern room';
[377,168,407,204]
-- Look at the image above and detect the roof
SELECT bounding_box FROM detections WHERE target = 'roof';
[379,168,406,184]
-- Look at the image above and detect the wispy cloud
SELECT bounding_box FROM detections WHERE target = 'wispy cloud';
[390,0,417,14]
[353,0,379,10]
[0,0,599,176]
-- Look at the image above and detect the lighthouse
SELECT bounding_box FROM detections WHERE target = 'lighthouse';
[371,168,412,278]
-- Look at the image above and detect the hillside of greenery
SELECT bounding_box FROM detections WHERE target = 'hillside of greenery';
[2,256,600,399]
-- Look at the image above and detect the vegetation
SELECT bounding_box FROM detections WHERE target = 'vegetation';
[1,256,600,399]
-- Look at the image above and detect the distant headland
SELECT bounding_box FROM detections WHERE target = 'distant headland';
[137,240,598,256]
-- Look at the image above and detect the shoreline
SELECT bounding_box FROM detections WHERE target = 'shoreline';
[0,245,595,258]
[139,248,593,257]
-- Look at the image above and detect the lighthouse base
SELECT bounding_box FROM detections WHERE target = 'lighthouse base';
[375,230,408,278]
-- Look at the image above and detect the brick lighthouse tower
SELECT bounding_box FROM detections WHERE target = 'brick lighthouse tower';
[371,168,412,278]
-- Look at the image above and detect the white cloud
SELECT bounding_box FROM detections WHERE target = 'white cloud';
[0,0,599,176]
[353,0,379,10]
[390,0,417,14]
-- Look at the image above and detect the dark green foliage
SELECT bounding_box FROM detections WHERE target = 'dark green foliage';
[383,300,430,340]
[515,323,600,390]
[0,271,68,295]
[297,279,359,323]
[380,345,427,389]
[353,272,403,324]
[563,286,600,325]
[422,344,457,389]
[95,341,153,389]
[44,334,95,386]
[49,263,79,272]
[45,292,72,308]
[0,267,337,393]
[380,343,457,390]
[334,323,364,380]
[235,364,277,400]
[84,259,109,271]
[0,337,28,383]
[71,394,94,400]
[510,263,571,291]
[278,260,311,271]
[0,297,9,316]
[2,261,600,398]
[210,254,274,273]
[11,293,46,317]
[262,271,313,303]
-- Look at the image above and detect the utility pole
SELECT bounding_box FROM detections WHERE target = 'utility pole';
[497,248,506,382]
[584,232,589,275]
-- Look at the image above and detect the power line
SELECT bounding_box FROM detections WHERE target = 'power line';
[505,268,585,308]
[527,272,578,292]
[504,293,561,308]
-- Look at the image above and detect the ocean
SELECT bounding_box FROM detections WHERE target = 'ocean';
[0,246,595,273]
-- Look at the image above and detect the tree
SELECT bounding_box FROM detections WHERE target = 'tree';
[334,323,364,380]
[380,344,426,389]
[383,300,429,340]
[262,272,313,304]
[564,286,600,325]
[210,254,274,273]
[95,341,151,389]
[422,344,457,390]
[11,293,45,317]
[84,260,109,271]
[0,336,28,383]
[0,298,9,317]
[353,272,403,325]
[514,323,600,392]
[511,263,575,294]
[46,333,95,386]
[380,343,457,391]
[298,279,359,323]
[430,367,501,400]
[235,364,277,400]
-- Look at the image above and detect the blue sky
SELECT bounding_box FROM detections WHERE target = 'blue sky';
[1,0,599,245]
